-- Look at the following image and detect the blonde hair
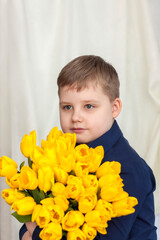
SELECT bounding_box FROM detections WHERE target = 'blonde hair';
[57,55,120,102]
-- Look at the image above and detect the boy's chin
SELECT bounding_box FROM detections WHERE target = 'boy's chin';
[76,138,91,145]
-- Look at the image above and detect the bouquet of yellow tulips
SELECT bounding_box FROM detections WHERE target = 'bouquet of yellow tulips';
[0,127,138,240]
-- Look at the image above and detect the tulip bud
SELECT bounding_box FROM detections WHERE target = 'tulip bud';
[20,130,36,157]
[67,228,86,240]
[32,204,51,228]
[38,166,54,193]
[39,221,62,240]
[11,196,36,215]
[0,156,18,179]
[62,211,84,231]
[82,223,97,240]
[1,188,25,205]
[19,166,38,190]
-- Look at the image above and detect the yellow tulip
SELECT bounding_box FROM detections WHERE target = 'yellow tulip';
[18,166,38,190]
[59,150,76,173]
[32,155,49,174]
[100,185,123,202]
[33,146,58,171]
[41,139,51,150]
[96,161,121,179]
[62,132,76,150]
[98,173,125,202]
[75,144,90,162]
[41,196,69,212]
[32,204,51,228]
[0,156,18,178]
[40,197,54,205]
[47,204,64,223]
[85,210,108,228]
[67,228,86,240]
[75,145,104,172]
[38,166,54,193]
[65,175,85,200]
[20,130,36,157]
[62,211,84,231]
[1,188,25,205]
[96,227,107,235]
[55,132,76,153]
[5,173,20,188]
[47,126,63,142]
[52,195,69,212]
[74,161,90,177]
[95,199,113,221]
[100,185,129,202]
[112,190,130,202]
[53,166,68,185]
[88,146,104,172]
[39,222,62,240]
[82,174,98,194]
[82,223,97,240]
[51,182,66,196]
[41,197,64,223]
[112,196,138,217]
[78,193,97,213]
[11,196,36,215]
[31,146,44,164]
[99,174,123,189]
[44,148,59,168]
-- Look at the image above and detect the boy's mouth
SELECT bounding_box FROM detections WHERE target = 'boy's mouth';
[70,128,86,133]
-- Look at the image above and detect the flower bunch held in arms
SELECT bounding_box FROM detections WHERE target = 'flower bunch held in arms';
[0,127,138,240]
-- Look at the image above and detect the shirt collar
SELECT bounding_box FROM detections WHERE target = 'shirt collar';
[87,120,123,153]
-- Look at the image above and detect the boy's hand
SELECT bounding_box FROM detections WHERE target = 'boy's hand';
[25,222,37,236]
[21,230,32,240]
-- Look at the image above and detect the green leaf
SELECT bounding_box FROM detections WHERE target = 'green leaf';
[19,161,25,170]
[21,190,31,197]
[97,186,101,199]
[28,157,33,168]
[30,188,45,204]
[39,190,46,200]
[69,199,78,209]
[66,207,73,213]
[62,231,67,237]
[12,212,32,223]
[47,192,54,198]
[16,190,31,197]
[69,170,76,176]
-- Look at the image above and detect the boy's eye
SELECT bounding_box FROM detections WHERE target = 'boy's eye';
[85,104,94,109]
[63,105,72,110]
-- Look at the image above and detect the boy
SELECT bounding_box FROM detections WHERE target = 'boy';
[20,55,157,239]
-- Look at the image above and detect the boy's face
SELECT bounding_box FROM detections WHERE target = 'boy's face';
[59,82,120,144]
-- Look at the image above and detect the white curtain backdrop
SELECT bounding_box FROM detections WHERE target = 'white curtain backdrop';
[0,0,160,239]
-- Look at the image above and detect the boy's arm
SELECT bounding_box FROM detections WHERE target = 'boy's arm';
[21,231,32,240]
[94,168,157,240]
[19,224,28,240]
[25,222,37,236]
[19,222,41,240]
[95,192,157,240]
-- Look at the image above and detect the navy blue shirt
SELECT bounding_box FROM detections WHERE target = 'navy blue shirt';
[19,121,157,240]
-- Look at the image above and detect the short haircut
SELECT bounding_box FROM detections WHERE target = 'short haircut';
[57,55,120,102]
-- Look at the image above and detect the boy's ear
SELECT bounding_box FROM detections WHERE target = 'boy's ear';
[112,98,122,119]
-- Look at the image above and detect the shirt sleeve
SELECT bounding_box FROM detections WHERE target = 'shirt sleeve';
[19,224,42,240]
[19,224,27,240]
[127,191,157,239]
[32,226,42,240]
[93,165,157,240]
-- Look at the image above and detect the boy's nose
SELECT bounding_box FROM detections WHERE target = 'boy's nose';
[72,110,83,122]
